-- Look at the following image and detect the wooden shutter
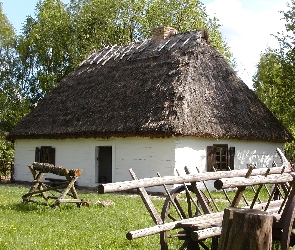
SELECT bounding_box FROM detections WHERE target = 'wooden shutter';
[207,146,216,172]
[48,147,55,165]
[35,147,40,162]
[229,147,235,170]
[40,146,46,163]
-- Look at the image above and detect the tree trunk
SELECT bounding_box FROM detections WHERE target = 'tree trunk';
[218,207,273,250]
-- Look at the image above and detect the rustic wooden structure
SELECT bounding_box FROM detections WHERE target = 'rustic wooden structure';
[98,148,295,250]
[22,162,84,209]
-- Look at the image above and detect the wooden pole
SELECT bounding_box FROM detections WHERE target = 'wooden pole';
[129,169,163,225]
[218,207,273,250]
[230,166,254,207]
[98,167,292,194]
[214,173,295,190]
[126,212,224,240]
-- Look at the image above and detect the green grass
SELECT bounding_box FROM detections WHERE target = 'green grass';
[0,183,286,249]
[0,183,162,250]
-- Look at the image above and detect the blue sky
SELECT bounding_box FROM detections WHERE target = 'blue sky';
[1,0,290,88]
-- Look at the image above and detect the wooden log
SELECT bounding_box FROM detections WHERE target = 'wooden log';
[214,173,295,190]
[31,162,82,177]
[58,199,82,203]
[98,167,291,194]
[218,208,273,250]
[126,212,224,240]
[191,226,222,241]
[98,148,291,194]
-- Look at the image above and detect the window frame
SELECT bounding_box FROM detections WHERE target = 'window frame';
[207,144,235,172]
[35,146,55,165]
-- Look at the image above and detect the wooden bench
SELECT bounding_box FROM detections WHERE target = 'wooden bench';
[22,162,84,209]
[98,148,295,250]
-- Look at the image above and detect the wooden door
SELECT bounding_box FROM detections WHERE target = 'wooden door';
[97,146,112,183]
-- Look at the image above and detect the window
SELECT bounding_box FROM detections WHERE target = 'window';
[35,146,55,165]
[207,144,235,172]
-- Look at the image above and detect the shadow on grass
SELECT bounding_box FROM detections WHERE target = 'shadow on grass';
[0,201,82,213]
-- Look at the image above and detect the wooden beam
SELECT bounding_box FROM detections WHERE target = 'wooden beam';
[214,173,295,190]
[98,167,292,194]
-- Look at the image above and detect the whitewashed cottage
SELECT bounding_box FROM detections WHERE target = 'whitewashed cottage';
[7,27,293,191]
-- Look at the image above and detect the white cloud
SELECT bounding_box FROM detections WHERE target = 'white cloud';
[204,0,289,88]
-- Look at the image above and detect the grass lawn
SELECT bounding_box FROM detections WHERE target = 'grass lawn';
[0,183,162,250]
[0,183,283,250]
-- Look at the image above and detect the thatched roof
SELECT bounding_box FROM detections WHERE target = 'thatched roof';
[7,29,293,143]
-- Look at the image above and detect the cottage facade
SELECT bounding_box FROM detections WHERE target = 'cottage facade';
[8,28,292,190]
[14,137,284,190]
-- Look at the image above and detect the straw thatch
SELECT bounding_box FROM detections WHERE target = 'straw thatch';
[7,30,293,142]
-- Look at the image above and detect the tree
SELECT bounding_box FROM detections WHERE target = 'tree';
[0,3,29,171]
[142,0,233,61]
[17,0,74,105]
[253,0,295,159]
[17,0,234,106]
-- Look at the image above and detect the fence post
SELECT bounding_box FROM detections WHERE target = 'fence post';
[218,207,273,250]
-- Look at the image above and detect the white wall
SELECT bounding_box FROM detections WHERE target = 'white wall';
[174,137,284,190]
[14,137,284,192]
[13,137,175,189]
[175,137,284,174]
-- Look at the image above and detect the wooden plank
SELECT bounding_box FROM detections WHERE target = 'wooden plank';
[58,199,82,203]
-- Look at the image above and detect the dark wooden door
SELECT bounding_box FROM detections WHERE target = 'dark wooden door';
[97,146,112,183]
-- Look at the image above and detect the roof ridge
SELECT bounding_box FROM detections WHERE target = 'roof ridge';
[80,30,208,67]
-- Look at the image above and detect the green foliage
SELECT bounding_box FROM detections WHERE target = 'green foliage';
[253,1,295,160]
[17,0,74,104]
[15,0,234,106]
[141,0,233,63]
[0,134,14,176]
[0,3,14,48]
[0,4,30,167]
